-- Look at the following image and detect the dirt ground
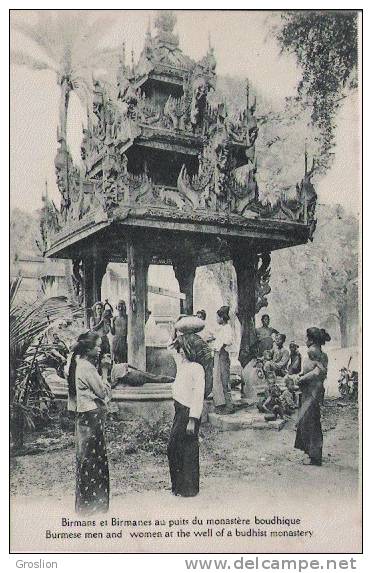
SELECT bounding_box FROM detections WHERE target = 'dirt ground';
[10,398,359,501]
[10,398,361,553]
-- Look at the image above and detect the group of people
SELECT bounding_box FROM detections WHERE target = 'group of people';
[65,299,331,515]
[249,314,330,467]
[255,314,302,376]
[244,314,304,417]
[89,299,128,364]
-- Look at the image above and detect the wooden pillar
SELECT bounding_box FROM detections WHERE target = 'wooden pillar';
[82,259,94,328]
[145,266,150,323]
[92,257,108,304]
[232,250,258,369]
[173,257,197,315]
[82,254,108,328]
[127,236,149,370]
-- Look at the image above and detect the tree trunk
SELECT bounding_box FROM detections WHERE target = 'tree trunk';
[232,252,257,368]
[10,408,25,450]
[59,79,71,142]
[339,310,348,348]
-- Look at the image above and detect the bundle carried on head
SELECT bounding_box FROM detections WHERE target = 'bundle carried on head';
[175,315,205,334]
[172,332,213,398]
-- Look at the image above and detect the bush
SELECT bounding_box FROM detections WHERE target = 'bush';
[106,414,172,457]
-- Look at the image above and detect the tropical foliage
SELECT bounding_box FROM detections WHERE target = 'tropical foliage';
[272,10,358,173]
[260,204,359,347]
[10,277,81,450]
[10,10,121,140]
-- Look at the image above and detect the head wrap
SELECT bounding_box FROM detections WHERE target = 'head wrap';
[306,327,331,346]
[217,305,230,322]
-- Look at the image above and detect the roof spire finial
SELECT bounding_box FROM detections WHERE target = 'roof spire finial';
[246,79,250,115]
[121,40,126,67]
[154,10,179,47]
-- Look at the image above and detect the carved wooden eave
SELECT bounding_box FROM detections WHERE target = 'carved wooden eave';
[45,204,311,264]
[135,126,204,154]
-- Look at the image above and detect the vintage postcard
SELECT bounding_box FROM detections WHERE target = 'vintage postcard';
[10,9,362,554]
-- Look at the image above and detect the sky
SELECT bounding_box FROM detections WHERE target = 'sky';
[10,9,360,214]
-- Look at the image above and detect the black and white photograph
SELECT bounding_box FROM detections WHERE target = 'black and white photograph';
[9,8,361,554]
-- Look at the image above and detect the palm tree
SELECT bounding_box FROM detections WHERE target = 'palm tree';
[11,10,122,142]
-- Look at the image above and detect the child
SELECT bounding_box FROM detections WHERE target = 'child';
[306,348,328,378]
[280,376,297,414]
[257,382,284,419]
[262,349,277,385]
[298,347,327,404]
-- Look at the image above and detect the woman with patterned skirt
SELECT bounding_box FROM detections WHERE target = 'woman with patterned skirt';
[68,331,112,514]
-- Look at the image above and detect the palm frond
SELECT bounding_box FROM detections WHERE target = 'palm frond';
[11,15,61,65]
[10,275,22,305]
[10,278,82,378]
[80,46,121,69]
[73,13,118,57]
[10,49,54,72]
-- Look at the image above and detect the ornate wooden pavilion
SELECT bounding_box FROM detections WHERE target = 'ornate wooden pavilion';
[45,11,317,371]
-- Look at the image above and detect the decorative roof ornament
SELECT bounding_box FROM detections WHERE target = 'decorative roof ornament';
[143,16,153,57]
[154,10,179,47]
[204,32,217,73]
[131,48,135,76]
[117,41,129,88]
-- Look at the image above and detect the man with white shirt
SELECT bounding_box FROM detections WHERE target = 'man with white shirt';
[167,335,206,497]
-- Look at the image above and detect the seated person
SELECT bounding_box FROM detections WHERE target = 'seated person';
[273,334,290,377]
[288,342,302,375]
[280,377,297,414]
[257,382,284,419]
[255,358,266,381]
[262,349,277,385]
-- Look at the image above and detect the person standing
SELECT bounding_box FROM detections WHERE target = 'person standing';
[167,336,205,497]
[195,309,215,344]
[255,314,278,356]
[212,306,234,415]
[112,299,128,364]
[294,327,330,466]
[89,301,103,330]
[170,314,214,399]
[68,332,112,514]
[90,301,112,357]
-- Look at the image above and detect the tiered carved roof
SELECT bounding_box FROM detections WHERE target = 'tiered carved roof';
[48,10,317,258]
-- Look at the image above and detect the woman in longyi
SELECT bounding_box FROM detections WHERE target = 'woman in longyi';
[167,334,205,497]
[68,331,112,514]
[294,327,330,466]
